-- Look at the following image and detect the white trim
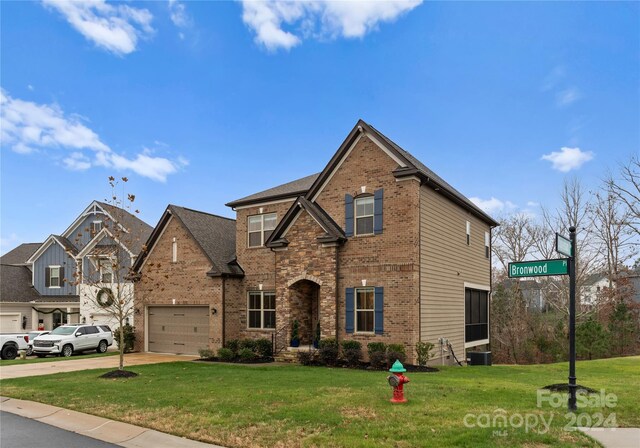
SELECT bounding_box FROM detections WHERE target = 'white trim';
[172,237,177,263]
[0,313,22,332]
[247,291,276,330]
[233,197,297,211]
[247,213,277,248]
[144,305,149,352]
[354,287,375,334]
[463,282,490,291]
[395,176,420,183]
[354,196,374,236]
[26,235,57,264]
[48,265,62,288]
[465,339,490,349]
[61,201,128,240]
[75,227,135,260]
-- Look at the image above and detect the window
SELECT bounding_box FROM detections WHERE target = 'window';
[485,232,490,258]
[49,266,61,287]
[355,288,374,332]
[355,196,374,235]
[98,259,113,283]
[248,213,277,247]
[248,291,276,329]
[465,288,488,343]
[466,221,471,245]
[92,221,102,234]
[172,238,177,263]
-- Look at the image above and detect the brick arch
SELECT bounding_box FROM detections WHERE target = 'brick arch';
[286,274,323,288]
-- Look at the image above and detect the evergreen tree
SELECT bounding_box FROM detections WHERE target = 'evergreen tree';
[608,300,636,356]
[576,315,609,360]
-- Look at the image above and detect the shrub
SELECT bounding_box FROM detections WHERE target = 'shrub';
[113,324,136,353]
[415,341,435,367]
[387,343,407,366]
[318,338,339,365]
[225,339,240,354]
[255,338,273,358]
[367,342,386,355]
[238,338,257,351]
[369,351,387,369]
[198,348,215,359]
[341,340,362,367]
[217,347,235,362]
[238,348,256,361]
[297,350,317,366]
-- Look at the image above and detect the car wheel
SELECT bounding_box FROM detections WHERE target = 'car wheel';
[61,344,73,357]
[26,346,33,356]
[96,340,108,354]
[1,345,18,360]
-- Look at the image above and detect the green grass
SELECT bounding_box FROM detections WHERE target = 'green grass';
[0,351,117,366]
[1,357,638,448]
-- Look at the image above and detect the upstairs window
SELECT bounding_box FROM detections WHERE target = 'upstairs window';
[485,232,490,258]
[355,196,374,236]
[248,213,276,247]
[99,259,113,283]
[49,266,61,287]
[172,237,177,263]
[466,221,471,245]
[92,221,102,234]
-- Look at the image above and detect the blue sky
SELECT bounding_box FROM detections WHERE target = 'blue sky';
[1,1,638,254]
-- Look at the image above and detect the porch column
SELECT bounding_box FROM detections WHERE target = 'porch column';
[31,308,39,331]
[66,307,72,324]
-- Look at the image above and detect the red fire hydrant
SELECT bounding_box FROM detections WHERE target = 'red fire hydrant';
[387,360,410,403]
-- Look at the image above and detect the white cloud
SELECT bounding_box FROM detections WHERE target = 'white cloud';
[470,197,517,215]
[541,65,565,92]
[526,201,539,208]
[241,0,423,51]
[556,87,581,107]
[1,89,185,182]
[541,147,594,172]
[27,84,34,91]
[169,0,190,28]
[42,0,154,56]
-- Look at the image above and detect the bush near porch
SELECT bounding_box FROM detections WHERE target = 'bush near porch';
[1,356,638,447]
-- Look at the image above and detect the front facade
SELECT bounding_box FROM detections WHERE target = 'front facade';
[0,201,151,332]
[134,120,496,363]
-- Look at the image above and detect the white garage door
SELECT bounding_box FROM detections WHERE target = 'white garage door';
[147,306,210,355]
[0,314,20,333]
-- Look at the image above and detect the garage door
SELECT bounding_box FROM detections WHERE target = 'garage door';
[0,314,20,333]
[147,306,210,355]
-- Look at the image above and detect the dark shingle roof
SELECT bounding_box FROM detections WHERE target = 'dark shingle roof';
[0,243,42,265]
[0,265,40,302]
[53,235,79,256]
[226,173,320,208]
[96,201,153,255]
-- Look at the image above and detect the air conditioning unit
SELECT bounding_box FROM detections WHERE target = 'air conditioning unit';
[466,351,491,366]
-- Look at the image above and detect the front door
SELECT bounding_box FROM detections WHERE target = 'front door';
[52,311,67,329]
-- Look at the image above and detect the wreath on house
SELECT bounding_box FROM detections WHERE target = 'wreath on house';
[96,287,115,307]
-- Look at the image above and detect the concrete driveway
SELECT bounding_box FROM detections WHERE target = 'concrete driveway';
[0,353,196,380]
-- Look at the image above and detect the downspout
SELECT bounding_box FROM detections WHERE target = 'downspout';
[221,276,226,348]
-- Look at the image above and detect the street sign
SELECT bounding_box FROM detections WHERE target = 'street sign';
[508,258,569,278]
[556,233,572,257]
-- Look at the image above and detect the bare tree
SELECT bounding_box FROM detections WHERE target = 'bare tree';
[607,155,640,238]
[492,213,539,271]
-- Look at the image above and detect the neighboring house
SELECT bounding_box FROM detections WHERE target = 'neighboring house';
[134,120,498,364]
[581,273,610,306]
[625,273,640,304]
[502,279,547,311]
[1,201,151,332]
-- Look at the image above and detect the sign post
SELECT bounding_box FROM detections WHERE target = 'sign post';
[568,226,577,411]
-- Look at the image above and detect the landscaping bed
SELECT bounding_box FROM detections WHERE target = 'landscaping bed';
[1,356,638,447]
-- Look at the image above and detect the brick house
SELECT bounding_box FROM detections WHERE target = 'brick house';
[134,120,497,364]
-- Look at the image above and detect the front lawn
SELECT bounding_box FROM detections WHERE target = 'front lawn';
[1,356,638,447]
[0,351,117,366]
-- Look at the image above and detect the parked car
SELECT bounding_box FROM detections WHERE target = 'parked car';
[26,331,50,356]
[0,333,29,360]
[32,324,113,358]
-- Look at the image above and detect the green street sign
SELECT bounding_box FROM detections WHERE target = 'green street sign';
[556,233,572,257]
[508,259,569,278]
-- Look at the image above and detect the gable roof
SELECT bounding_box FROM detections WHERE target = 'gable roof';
[133,205,243,277]
[0,264,79,303]
[226,173,320,208]
[266,197,346,248]
[304,120,498,227]
[95,201,153,255]
[52,235,79,256]
[0,243,41,266]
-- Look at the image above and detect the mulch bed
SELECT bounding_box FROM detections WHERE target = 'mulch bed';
[99,370,139,379]
[541,383,598,394]
[195,357,274,364]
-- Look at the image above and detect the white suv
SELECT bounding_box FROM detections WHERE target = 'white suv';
[32,324,113,358]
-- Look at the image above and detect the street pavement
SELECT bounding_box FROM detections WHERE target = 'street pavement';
[1,411,119,448]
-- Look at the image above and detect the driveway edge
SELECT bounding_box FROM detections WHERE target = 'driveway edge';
[0,396,224,448]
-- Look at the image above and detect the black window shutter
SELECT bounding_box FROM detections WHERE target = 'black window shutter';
[374,287,384,334]
[345,288,355,333]
[345,194,354,237]
[374,189,383,234]
[45,267,51,287]
[60,267,65,286]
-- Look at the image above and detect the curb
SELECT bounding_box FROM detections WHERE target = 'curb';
[0,397,224,448]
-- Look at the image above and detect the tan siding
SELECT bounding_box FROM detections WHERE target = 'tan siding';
[420,186,491,365]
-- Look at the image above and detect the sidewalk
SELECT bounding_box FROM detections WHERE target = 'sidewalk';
[0,396,224,448]
[579,427,640,448]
